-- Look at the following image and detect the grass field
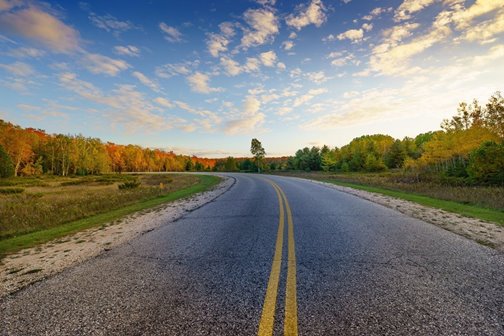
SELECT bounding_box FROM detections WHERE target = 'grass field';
[274,171,504,226]
[0,174,220,257]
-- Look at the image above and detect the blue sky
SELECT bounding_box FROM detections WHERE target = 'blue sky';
[0,0,503,157]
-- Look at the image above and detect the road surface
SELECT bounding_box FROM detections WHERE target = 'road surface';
[2,174,503,335]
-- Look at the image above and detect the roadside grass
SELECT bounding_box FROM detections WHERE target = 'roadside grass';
[322,179,504,226]
[0,174,220,258]
[273,171,504,226]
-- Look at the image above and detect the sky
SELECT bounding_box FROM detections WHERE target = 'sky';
[0,0,503,157]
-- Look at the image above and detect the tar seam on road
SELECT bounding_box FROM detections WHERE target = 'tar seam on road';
[257,179,298,336]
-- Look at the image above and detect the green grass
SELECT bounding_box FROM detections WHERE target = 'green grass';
[321,179,504,226]
[0,175,220,258]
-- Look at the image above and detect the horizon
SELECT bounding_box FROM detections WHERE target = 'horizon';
[1,0,503,158]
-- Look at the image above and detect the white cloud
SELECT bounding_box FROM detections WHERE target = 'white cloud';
[293,88,327,107]
[362,23,373,32]
[259,50,277,66]
[0,61,34,76]
[306,71,329,84]
[0,5,79,53]
[240,8,279,49]
[282,40,295,50]
[286,0,327,30]
[58,72,179,131]
[394,0,436,22]
[155,62,195,78]
[132,71,159,92]
[187,72,223,94]
[82,53,129,76]
[159,22,182,42]
[154,97,173,108]
[220,57,242,76]
[277,62,286,71]
[225,96,265,134]
[89,13,137,35]
[460,8,504,44]
[336,28,364,42]
[114,45,140,57]
[288,32,297,39]
[3,47,45,58]
[206,22,235,57]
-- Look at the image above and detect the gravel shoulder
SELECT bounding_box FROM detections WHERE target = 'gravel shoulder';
[0,175,235,298]
[307,178,504,252]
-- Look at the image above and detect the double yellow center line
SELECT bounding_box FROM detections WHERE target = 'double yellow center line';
[258,180,298,336]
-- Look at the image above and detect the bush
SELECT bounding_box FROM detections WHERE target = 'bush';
[118,181,141,190]
[0,188,24,194]
[0,145,14,178]
[467,141,504,185]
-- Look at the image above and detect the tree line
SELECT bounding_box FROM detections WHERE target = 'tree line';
[0,122,217,177]
[287,92,504,185]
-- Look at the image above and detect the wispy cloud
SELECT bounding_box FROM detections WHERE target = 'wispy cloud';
[225,96,265,134]
[89,12,138,35]
[159,22,183,42]
[114,45,140,57]
[132,71,159,92]
[82,53,129,76]
[0,4,79,53]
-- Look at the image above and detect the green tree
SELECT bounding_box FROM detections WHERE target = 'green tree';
[384,140,407,169]
[0,144,14,178]
[250,138,266,172]
[467,141,504,185]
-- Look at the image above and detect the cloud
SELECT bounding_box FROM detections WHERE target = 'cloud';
[362,23,373,32]
[460,8,504,44]
[132,71,159,92]
[59,72,187,131]
[293,88,327,107]
[282,40,295,50]
[336,28,364,42]
[206,22,235,57]
[0,61,35,76]
[3,47,45,58]
[82,53,130,76]
[89,13,137,35]
[277,62,286,71]
[220,57,242,76]
[0,5,79,53]
[394,0,436,22]
[159,22,182,42]
[155,62,195,78]
[451,0,504,30]
[240,8,279,49]
[259,50,277,66]
[154,97,173,108]
[328,51,359,67]
[186,72,223,94]
[225,96,265,134]
[286,0,327,30]
[114,45,140,57]
[306,71,329,84]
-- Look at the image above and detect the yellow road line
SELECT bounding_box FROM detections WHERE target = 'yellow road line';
[257,179,298,336]
[278,186,298,336]
[257,183,285,336]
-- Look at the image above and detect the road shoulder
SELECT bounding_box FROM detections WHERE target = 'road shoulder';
[304,178,504,252]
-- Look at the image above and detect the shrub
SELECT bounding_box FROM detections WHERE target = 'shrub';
[0,145,14,178]
[0,188,24,194]
[467,141,504,185]
[118,181,141,190]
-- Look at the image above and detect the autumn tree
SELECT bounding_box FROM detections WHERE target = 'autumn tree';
[250,138,265,173]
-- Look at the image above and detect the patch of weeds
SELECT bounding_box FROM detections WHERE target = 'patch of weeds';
[0,188,24,194]
[118,181,141,190]
[475,239,496,248]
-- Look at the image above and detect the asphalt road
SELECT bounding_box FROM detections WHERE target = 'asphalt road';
[1,174,503,335]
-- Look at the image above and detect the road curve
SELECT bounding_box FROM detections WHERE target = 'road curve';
[1,174,503,335]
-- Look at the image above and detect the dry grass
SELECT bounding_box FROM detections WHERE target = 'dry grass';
[0,174,199,239]
[276,171,504,210]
